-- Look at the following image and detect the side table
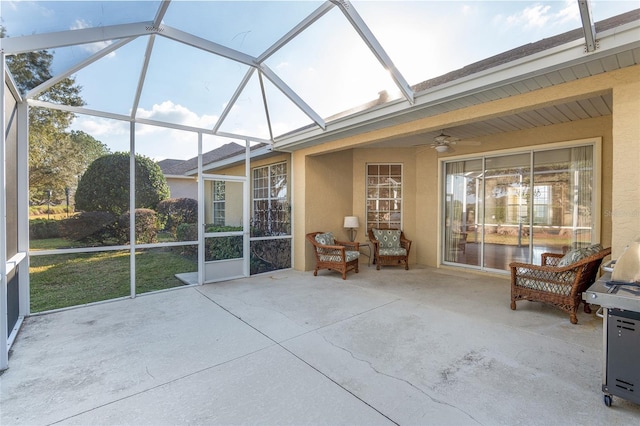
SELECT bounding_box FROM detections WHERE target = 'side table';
[358,241,372,267]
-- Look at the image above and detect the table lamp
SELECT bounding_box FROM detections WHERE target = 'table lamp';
[343,216,360,242]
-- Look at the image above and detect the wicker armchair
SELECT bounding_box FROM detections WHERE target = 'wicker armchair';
[368,228,412,270]
[510,246,611,324]
[306,232,360,280]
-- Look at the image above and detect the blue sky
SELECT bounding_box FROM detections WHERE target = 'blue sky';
[2,1,638,160]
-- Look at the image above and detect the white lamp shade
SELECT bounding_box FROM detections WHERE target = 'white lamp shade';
[343,216,360,228]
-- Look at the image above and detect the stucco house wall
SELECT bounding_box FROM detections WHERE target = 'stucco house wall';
[165,176,197,200]
[292,65,639,272]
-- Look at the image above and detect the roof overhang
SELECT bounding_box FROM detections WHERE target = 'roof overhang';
[272,17,640,152]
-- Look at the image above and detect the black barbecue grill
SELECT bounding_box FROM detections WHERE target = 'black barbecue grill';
[584,270,640,407]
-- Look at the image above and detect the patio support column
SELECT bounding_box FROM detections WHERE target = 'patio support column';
[129,121,136,298]
[611,77,640,257]
[243,139,250,277]
[291,150,309,271]
[17,101,30,316]
[1,51,8,370]
[197,133,204,285]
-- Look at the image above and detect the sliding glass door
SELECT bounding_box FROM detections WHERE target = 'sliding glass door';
[442,143,597,271]
[444,159,482,266]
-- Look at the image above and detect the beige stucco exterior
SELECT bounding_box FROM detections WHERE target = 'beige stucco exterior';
[292,65,640,271]
[165,176,198,200]
[611,75,640,259]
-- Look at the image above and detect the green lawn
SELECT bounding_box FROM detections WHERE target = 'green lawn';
[30,248,197,313]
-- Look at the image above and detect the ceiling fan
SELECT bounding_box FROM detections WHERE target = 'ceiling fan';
[430,131,480,153]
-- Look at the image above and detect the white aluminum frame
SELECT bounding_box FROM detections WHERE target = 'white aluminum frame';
[1,50,8,371]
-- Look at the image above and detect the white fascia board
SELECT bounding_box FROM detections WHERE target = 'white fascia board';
[274,20,640,151]
[332,0,414,104]
[260,64,325,130]
[184,145,274,176]
[1,22,156,55]
[257,1,335,63]
[26,38,136,100]
[158,25,257,67]
[419,21,640,102]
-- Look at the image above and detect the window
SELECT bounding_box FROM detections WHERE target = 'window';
[212,180,225,226]
[442,143,597,271]
[252,162,289,236]
[366,164,403,230]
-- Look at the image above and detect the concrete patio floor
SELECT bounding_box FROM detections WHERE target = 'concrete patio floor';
[1,263,639,425]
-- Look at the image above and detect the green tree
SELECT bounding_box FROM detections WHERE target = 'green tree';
[75,152,170,216]
[2,25,88,204]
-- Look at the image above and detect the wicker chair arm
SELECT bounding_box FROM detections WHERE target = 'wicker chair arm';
[400,236,412,249]
[316,243,347,252]
[541,252,564,266]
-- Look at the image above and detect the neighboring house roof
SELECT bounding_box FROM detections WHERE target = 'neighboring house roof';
[157,159,186,175]
[159,142,268,177]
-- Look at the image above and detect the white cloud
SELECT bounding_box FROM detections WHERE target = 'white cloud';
[494,1,579,31]
[135,101,218,130]
[73,116,128,137]
[70,101,222,160]
[70,19,116,57]
[556,0,581,25]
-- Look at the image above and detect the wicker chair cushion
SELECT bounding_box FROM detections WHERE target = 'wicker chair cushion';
[315,232,335,246]
[372,229,402,249]
[379,247,407,256]
[514,275,573,296]
[319,250,359,263]
[558,243,603,266]
[320,250,360,263]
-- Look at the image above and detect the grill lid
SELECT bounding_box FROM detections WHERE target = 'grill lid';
[585,273,640,312]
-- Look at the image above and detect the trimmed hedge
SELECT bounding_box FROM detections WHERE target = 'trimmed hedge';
[29,219,61,240]
[58,211,118,245]
[75,152,169,216]
[157,198,197,235]
[118,209,158,244]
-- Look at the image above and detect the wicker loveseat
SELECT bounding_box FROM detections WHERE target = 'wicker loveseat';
[306,232,360,280]
[509,245,611,324]
[368,228,412,270]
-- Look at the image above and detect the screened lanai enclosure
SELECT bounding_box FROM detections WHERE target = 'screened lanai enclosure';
[0,5,416,293]
[3,0,640,371]
[0,0,432,370]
